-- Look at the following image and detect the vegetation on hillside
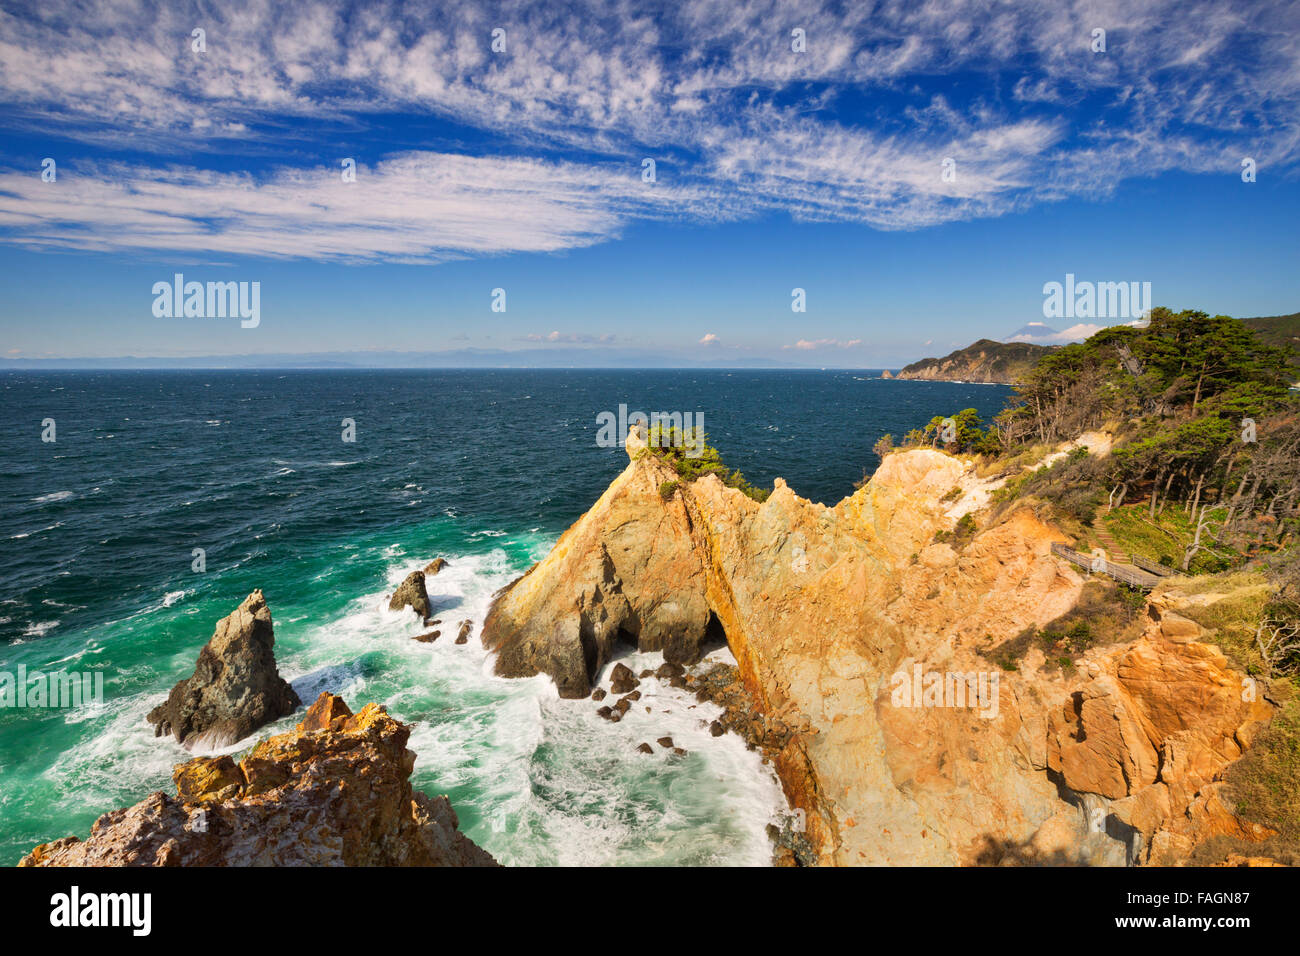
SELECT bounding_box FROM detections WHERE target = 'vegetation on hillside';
[888,307,1300,861]
[895,338,1057,384]
[898,309,1299,570]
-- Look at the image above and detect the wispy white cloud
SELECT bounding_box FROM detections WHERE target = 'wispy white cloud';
[785,337,862,350]
[1006,320,1148,345]
[0,153,724,261]
[522,330,617,343]
[0,0,1296,259]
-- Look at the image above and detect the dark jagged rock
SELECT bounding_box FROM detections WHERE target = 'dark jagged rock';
[25,693,497,867]
[456,620,473,644]
[412,630,441,643]
[146,590,299,750]
[656,662,686,681]
[389,571,432,621]
[636,743,654,754]
[657,736,674,749]
[424,557,449,576]
[591,688,607,701]
[610,663,639,695]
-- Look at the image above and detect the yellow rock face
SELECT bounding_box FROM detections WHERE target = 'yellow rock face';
[481,441,1279,865]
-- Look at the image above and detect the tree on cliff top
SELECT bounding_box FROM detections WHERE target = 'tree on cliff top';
[644,424,770,502]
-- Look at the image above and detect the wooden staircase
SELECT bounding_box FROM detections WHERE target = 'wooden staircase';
[1091,510,1130,565]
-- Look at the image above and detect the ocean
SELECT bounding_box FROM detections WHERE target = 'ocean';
[0,369,1012,865]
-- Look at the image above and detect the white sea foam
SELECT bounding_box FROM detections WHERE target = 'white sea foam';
[31,491,74,503]
[23,535,786,867]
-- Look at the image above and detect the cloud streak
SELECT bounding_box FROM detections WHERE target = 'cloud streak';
[0,0,1296,259]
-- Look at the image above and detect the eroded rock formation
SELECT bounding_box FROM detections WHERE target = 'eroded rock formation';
[481,432,1278,865]
[147,590,299,749]
[390,570,433,621]
[24,693,497,867]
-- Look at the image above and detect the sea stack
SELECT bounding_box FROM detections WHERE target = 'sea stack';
[146,589,299,749]
[389,570,433,622]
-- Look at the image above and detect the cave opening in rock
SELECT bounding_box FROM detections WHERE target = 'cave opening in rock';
[614,624,640,652]
[700,610,729,657]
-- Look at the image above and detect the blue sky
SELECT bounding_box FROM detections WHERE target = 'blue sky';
[1,0,1297,366]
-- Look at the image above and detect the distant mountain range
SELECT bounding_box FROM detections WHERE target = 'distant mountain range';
[6,314,1293,373]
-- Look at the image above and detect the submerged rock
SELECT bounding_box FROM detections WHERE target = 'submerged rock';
[24,693,497,867]
[389,570,432,621]
[146,590,299,750]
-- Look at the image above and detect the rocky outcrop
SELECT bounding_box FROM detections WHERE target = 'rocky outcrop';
[390,570,432,621]
[1045,601,1276,864]
[894,338,1055,384]
[424,557,449,576]
[23,693,497,867]
[146,590,299,749]
[481,432,1277,865]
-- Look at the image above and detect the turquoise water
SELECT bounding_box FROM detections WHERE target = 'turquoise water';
[0,370,1011,865]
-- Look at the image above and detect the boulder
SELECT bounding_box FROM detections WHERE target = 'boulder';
[610,663,639,695]
[389,571,432,621]
[412,630,441,643]
[636,743,654,754]
[424,557,450,576]
[146,590,299,749]
[456,620,473,645]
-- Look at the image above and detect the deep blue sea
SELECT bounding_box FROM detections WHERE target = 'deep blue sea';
[0,369,1011,865]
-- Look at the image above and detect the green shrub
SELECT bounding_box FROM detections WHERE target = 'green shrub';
[659,480,679,501]
[646,425,771,502]
[1226,697,1300,846]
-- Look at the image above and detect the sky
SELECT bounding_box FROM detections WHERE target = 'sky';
[0,0,1297,367]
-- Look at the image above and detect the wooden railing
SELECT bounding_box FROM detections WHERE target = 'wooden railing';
[1050,542,1162,590]
[1129,554,1178,578]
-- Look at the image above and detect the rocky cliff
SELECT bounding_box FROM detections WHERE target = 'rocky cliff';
[23,693,497,867]
[481,430,1279,865]
[894,338,1055,384]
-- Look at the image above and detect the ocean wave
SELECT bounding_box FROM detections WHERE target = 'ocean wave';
[31,491,74,503]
